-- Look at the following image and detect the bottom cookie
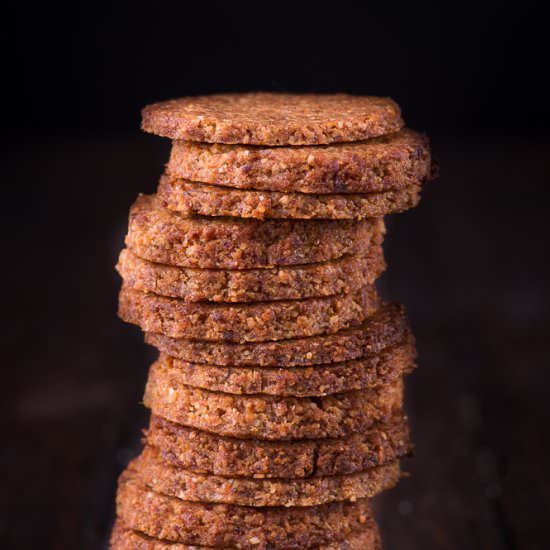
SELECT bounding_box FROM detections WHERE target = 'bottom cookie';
[116,472,376,549]
[110,519,381,549]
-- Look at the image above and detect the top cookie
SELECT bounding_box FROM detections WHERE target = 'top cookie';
[141,93,403,145]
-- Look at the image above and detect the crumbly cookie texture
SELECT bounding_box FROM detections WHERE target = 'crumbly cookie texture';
[143,368,403,441]
[126,194,382,269]
[157,174,422,220]
[166,129,430,194]
[117,248,384,302]
[118,285,379,343]
[153,337,415,397]
[110,520,381,549]
[117,471,378,548]
[145,414,411,479]
[128,445,401,507]
[145,302,410,367]
[141,92,403,145]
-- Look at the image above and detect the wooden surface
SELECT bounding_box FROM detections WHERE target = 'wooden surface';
[2,136,548,549]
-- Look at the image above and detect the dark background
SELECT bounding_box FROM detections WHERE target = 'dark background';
[2,2,548,549]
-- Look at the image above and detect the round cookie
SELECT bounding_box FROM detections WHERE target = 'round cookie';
[110,520,381,549]
[166,128,430,194]
[141,92,403,145]
[119,285,379,343]
[153,337,415,397]
[129,445,401,507]
[145,302,411,367]
[126,194,381,269]
[157,175,422,220]
[117,471,378,548]
[117,247,384,302]
[145,414,412,479]
[143,369,403,440]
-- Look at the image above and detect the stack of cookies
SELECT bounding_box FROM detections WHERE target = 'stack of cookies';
[110,93,432,549]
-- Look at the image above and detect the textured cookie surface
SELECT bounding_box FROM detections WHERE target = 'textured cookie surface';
[146,414,411,479]
[141,92,403,145]
[119,285,379,343]
[153,337,415,396]
[157,174,422,220]
[167,128,430,194]
[117,248,384,302]
[129,445,401,507]
[144,368,403,440]
[126,194,382,269]
[117,471,377,548]
[145,302,410,367]
[110,520,381,549]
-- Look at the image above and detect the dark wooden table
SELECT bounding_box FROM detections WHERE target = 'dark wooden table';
[2,135,548,549]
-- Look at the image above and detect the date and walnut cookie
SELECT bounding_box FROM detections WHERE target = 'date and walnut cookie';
[117,471,378,548]
[118,284,379,343]
[157,174,422,220]
[141,92,403,145]
[145,302,411,367]
[126,194,382,269]
[152,336,415,397]
[110,519,381,550]
[117,247,384,302]
[145,414,411,479]
[166,128,430,195]
[143,367,403,441]
[127,445,401,508]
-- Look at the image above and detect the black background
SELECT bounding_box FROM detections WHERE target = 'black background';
[2,2,549,549]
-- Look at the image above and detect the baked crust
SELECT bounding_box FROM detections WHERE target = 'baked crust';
[110,520,381,549]
[116,472,378,548]
[141,92,402,145]
[143,369,403,440]
[145,302,410,367]
[117,248,384,302]
[126,194,383,269]
[157,174,422,220]
[166,129,430,194]
[127,445,401,507]
[145,414,411,479]
[118,285,379,343]
[152,337,415,397]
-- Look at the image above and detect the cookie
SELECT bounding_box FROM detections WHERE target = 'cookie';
[117,471,377,548]
[126,194,382,269]
[143,369,403,440]
[145,414,411,479]
[119,285,379,343]
[116,247,384,302]
[166,129,430,194]
[152,336,415,396]
[128,445,401,507]
[141,92,403,145]
[145,302,410,367]
[157,174,422,220]
[110,520,381,549]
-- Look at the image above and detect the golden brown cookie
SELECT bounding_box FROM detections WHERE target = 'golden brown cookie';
[116,247,384,302]
[143,368,403,440]
[153,336,415,396]
[166,128,430,194]
[119,285,379,343]
[141,92,403,145]
[145,302,410,367]
[128,445,401,507]
[110,520,381,549]
[157,174,421,220]
[145,414,411,479]
[126,194,382,269]
[117,471,378,548]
